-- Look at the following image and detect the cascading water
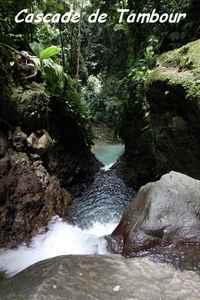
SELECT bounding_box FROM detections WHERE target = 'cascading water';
[0,218,117,277]
[0,143,133,277]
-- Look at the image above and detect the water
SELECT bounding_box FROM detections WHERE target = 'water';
[0,218,118,277]
[0,142,200,298]
[0,142,131,277]
[93,143,125,167]
[67,169,133,228]
[67,142,131,228]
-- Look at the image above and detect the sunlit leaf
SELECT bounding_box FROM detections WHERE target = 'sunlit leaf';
[39,46,61,60]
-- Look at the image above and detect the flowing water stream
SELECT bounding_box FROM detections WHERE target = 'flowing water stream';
[0,143,131,277]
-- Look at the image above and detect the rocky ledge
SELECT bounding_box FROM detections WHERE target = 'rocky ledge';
[0,255,200,300]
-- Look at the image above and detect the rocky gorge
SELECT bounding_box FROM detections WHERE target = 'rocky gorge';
[1,26,200,300]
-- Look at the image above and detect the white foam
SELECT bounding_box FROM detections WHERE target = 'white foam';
[101,162,115,172]
[0,217,118,277]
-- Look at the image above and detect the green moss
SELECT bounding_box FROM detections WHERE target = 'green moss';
[145,40,200,102]
[123,40,200,188]
[146,68,200,102]
[158,40,200,70]
[184,81,200,101]
[11,83,49,115]
[9,83,50,130]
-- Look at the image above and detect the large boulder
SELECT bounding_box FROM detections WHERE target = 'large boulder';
[0,128,71,248]
[120,39,200,188]
[0,255,200,300]
[109,172,200,257]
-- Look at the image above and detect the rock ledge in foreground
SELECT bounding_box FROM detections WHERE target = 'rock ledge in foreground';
[1,255,200,300]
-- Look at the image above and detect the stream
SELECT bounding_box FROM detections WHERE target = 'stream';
[0,141,200,300]
[0,142,132,277]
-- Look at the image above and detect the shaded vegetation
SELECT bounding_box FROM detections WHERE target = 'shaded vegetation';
[0,0,199,183]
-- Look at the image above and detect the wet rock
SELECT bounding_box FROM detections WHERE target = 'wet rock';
[110,172,200,256]
[0,151,71,248]
[1,255,200,300]
[0,60,100,194]
[0,109,99,247]
[0,87,100,194]
[46,143,100,196]
[0,50,100,248]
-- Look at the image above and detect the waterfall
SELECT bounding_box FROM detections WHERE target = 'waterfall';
[0,217,118,276]
[0,142,133,277]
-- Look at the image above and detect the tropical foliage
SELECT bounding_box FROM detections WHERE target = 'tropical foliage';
[0,0,199,141]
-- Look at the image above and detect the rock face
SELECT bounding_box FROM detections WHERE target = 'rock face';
[0,85,100,195]
[1,255,200,300]
[0,128,71,248]
[110,172,200,257]
[120,39,200,188]
[0,46,100,196]
[0,48,100,247]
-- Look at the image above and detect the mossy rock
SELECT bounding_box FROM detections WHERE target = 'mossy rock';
[158,40,200,69]
[0,83,50,132]
[146,39,200,102]
[122,39,200,188]
[9,83,50,131]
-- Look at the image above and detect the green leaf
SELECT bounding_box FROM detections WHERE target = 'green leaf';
[42,58,65,93]
[39,46,61,60]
